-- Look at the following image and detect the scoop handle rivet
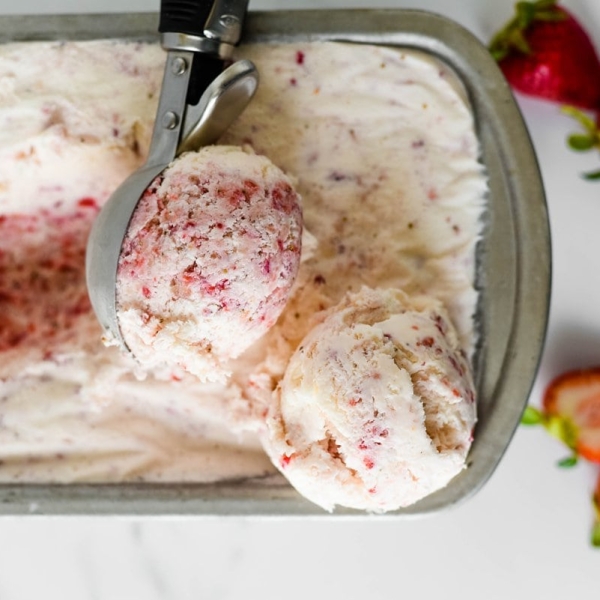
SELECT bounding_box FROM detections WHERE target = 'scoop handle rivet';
[162,111,179,129]
[171,57,188,75]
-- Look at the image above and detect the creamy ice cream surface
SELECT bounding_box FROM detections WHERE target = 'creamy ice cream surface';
[263,287,476,512]
[116,146,303,382]
[0,39,486,502]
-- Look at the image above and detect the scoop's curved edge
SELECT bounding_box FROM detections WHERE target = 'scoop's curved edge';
[85,164,167,349]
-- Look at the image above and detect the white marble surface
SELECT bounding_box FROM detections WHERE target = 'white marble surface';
[1,0,600,598]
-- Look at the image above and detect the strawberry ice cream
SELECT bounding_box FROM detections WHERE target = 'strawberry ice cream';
[263,287,476,512]
[116,145,303,382]
[0,39,486,492]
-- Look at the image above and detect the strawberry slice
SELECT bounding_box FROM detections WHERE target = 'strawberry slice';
[543,368,600,463]
[523,370,600,548]
[489,0,600,111]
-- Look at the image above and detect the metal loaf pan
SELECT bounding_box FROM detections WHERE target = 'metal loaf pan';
[0,9,550,516]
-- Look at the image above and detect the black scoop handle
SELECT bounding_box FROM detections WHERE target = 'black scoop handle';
[159,0,215,36]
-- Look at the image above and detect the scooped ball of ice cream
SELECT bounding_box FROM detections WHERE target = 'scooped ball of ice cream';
[116,145,303,382]
[262,286,476,512]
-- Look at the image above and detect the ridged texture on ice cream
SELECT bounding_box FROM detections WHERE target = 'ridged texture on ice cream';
[116,146,303,382]
[263,287,476,512]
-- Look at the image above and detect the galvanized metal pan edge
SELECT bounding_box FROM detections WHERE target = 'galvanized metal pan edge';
[0,9,551,516]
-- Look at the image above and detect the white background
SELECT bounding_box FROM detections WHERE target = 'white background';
[1,0,599,598]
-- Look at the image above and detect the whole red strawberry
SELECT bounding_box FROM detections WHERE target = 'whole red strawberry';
[490,0,600,111]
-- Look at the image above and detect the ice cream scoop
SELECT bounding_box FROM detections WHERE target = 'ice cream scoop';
[262,286,476,512]
[86,0,256,351]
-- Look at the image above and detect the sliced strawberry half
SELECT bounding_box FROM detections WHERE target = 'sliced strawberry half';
[543,368,600,463]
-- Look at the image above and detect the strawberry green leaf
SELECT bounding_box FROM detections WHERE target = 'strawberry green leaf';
[556,455,578,468]
[567,134,596,151]
[511,31,532,54]
[516,2,536,29]
[490,47,508,62]
[535,9,567,22]
[521,405,544,425]
[545,414,578,450]
[591,521,600,548]
[562,106,600,179]
[488,0,566,61]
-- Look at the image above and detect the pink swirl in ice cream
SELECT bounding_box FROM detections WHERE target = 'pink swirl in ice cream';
[263,286,476,512]
[116,145,303,382]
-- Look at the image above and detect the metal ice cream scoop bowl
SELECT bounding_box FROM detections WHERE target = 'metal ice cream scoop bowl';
[86,0,258,349]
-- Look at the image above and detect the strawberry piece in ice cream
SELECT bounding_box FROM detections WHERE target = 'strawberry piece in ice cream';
[116,145,303,382]
[0,201,100,360]
[262,286,476,512]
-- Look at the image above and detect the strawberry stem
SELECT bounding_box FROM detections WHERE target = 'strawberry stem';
[489,0,566,61]
[562,106,600,180]
[521,406,580,455]
[562,106,598,135]
[567,134,596,151]
[545,414,578,450]
[557,455,578,468]
[592,521,600,547]
[592,487,600,547]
